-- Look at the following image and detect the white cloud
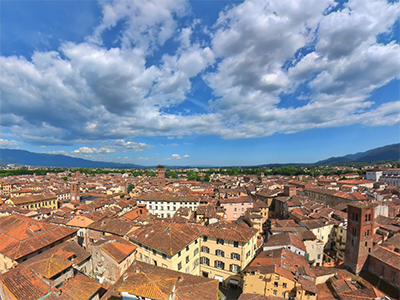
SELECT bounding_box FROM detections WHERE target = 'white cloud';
[0,0,399,145]
[183,154,189,158]
[0,139,19,148]
[71,146,116,154]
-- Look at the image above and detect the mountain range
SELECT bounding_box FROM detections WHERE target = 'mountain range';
[315,143,399,165]
[0,143,399,168]
[0,149,143,168]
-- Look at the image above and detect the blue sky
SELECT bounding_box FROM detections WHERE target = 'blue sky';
[1,0,399,166]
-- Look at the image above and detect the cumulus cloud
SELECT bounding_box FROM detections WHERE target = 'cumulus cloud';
[0,0,399,145]
[0,139,19,148]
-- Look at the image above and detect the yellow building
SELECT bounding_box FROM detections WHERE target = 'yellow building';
[5,194,58,210]
[242,249,317,299]
[199,223,259,287]
[126,220,259,288]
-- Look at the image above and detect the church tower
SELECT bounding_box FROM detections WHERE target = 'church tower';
[158,165,165,189]
[344,202,376,274]
[70,183,80,204]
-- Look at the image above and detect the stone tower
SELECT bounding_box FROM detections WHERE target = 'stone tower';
[158,165,165,189]
[344,202,376,274]
[70,183,80,204]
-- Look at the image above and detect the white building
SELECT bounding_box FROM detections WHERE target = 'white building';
[365,170,383,182]
[136,194,200,218]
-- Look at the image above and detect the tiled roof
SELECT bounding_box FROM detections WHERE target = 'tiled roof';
[92,236,137,263]
[369,245,400,270]
[0,265,101,300]
[238,294,286,300]
[199,221,258,242]
[0,265,57,300]
[264,232,306,252]
[8,193,57,205]
[106,261,219,300]
[0,215,77,260]
[87,216,135,236]
[128,222,200,256]
[21,241,90,278]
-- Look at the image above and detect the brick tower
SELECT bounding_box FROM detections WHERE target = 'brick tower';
[70,183,80,204]
[158,165,165,189]
[344,202,376,274]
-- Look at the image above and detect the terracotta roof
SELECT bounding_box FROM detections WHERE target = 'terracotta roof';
[92,236,137,263]
[128,222,200,256]
[8,193,57,205]
[264,232,306,252]
[107,261,219,300]
[369,245,400,270]
[87,216,136,236]
[21,240,90,278]
[238,294,286,300]
[0,264,101,300]
[199,221,258,243]
[0,215,78,260]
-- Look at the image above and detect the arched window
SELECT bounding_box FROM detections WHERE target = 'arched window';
[201,257,210,266]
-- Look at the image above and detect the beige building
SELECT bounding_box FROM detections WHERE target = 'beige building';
[127,220,259,288]
[4,193,58,210]
[242,249,317,299]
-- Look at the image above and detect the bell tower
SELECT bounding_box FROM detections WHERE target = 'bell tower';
[158,165,165,189]
[344,202,376,274]
[70,183,80,204]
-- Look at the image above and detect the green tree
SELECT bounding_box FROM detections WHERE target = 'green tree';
[127,184,135,193]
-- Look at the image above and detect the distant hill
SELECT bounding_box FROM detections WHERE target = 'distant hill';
[315,143,400,165]
[0,149,144,168]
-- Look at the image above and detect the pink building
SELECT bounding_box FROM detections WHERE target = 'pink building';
[219,196,254,220]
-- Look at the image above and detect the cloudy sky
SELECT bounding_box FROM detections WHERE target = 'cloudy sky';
[1,0,399,166]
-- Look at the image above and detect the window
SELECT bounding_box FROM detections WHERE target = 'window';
[273,291,277,296]
[162,253,167,260]
[185,267,189,274]
[234,241,239,248]
[194,258,199,269]
[194,248,199,256]
[186,245,189,251]
[231,253,240,260]
[365,230,370,236]
[317,254,321,259]
[274,282,278,287]
[203,236,208,242]
[215,260,225,270]
[178,251,181,257]
[230,264,240,273]
[217,238,224,245]
[178,262,182,270]
[202,246,209,253]
[216,249,225,257]
[186,256,189,263]
[283,283,287,288]
[153,249,157,255]
[281,293,285,297]
[195,239,198,244]
[311,245,314,249]
[145,256,149,263]
[201,257,210,266]
[139,253,143,260]
[153,259,157,266]
[246,251,250,259]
